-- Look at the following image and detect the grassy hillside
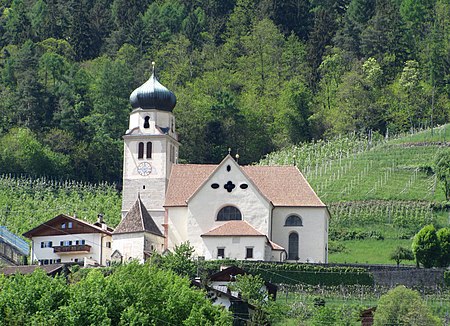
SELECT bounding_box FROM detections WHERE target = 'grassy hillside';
[260,125,450,264]
[0,175,121,237]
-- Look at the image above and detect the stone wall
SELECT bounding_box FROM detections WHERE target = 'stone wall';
[370,268,445,288]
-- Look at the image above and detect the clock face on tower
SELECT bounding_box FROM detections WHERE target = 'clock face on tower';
[137,162,152,176]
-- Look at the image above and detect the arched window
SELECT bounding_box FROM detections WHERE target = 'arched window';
[138,142,144,159]
[144,116,150,129]
[217,206,242,221]
[146,142,152,159]
[285,215,303,226]
[288,232,299,260]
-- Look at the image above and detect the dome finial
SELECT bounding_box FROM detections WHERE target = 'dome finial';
[151,61,155,74]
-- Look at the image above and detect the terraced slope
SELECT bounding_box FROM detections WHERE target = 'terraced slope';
[260,125,450,264]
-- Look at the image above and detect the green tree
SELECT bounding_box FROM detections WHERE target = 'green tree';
[229,273,283,325]
[412,224,441,268]
[29,0,66,41]
[307,1,339,89]
[373,285,441,326]
[334,0,375,57]
[0,269,68,324]
[155,242,197,278]
[59,269,111,325]
[361,0,410,81]
[437,227,450,267]
[273,77,312,147]
[434,149,450,201]
[390,246,414,267]
[0,127,70,176]
[204,90,245,163]
[3,0,32,45]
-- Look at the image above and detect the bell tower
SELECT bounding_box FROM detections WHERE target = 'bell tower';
[121,63,179,231]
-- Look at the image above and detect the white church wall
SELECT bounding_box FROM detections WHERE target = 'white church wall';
[184,158,271,256]
[167,206,188,248]
[271,207,328,263]
[112,232,145,263]
[144,232,165,253]
[264,243,272,261]
[202,236,266,260]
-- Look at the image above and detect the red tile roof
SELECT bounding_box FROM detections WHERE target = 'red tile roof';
[268,240,284,251]
[164,164,324,207]
[201,221,265,237]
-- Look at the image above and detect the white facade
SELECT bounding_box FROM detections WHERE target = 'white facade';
[272,207,329,263]
[112,232,164,263]
[30,233,112,266]
[202,236,267,260]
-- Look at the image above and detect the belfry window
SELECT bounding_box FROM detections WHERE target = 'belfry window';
[146,142,152,159]
[217,206,242,221]
[138,142,144,159]
[144,116,150,129]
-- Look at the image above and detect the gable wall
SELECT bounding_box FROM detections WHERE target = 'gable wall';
[183,159,271,256]
[272,207,329,263]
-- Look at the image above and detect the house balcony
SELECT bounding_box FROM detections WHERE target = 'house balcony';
[53,244,91,254]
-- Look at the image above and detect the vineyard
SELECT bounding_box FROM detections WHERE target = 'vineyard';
[274,284,450,325]
[260,125,450,264]
[0,175,121,236]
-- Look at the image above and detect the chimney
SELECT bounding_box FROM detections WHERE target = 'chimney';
[97,214,104,224]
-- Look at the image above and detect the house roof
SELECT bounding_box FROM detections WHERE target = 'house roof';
[208,266,278,298]
[164,162,325,207]
[114,196,164,237]
[268,240,284,251]
[0,264,65,276]
[201,221,265,237]
[191,279,256,310]
[23,214,113,239]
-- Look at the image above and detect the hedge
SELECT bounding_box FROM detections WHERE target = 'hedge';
[199,260,374,286]
[445,271,450,287]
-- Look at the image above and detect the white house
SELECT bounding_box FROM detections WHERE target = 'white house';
[23,214,113,266]
[119,65,329,263]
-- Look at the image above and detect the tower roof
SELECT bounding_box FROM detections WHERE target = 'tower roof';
[129,63,176,111]
[114,197,164,236]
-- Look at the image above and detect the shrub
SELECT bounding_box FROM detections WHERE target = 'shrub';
[373,286,441,326]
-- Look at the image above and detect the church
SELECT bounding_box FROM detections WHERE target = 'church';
[113,64,329,263]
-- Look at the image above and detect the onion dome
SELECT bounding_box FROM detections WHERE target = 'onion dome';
[129,62,176,111]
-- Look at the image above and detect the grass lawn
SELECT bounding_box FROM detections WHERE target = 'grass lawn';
[328,239,414,265]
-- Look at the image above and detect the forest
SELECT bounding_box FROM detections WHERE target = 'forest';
[0,0,449,184]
